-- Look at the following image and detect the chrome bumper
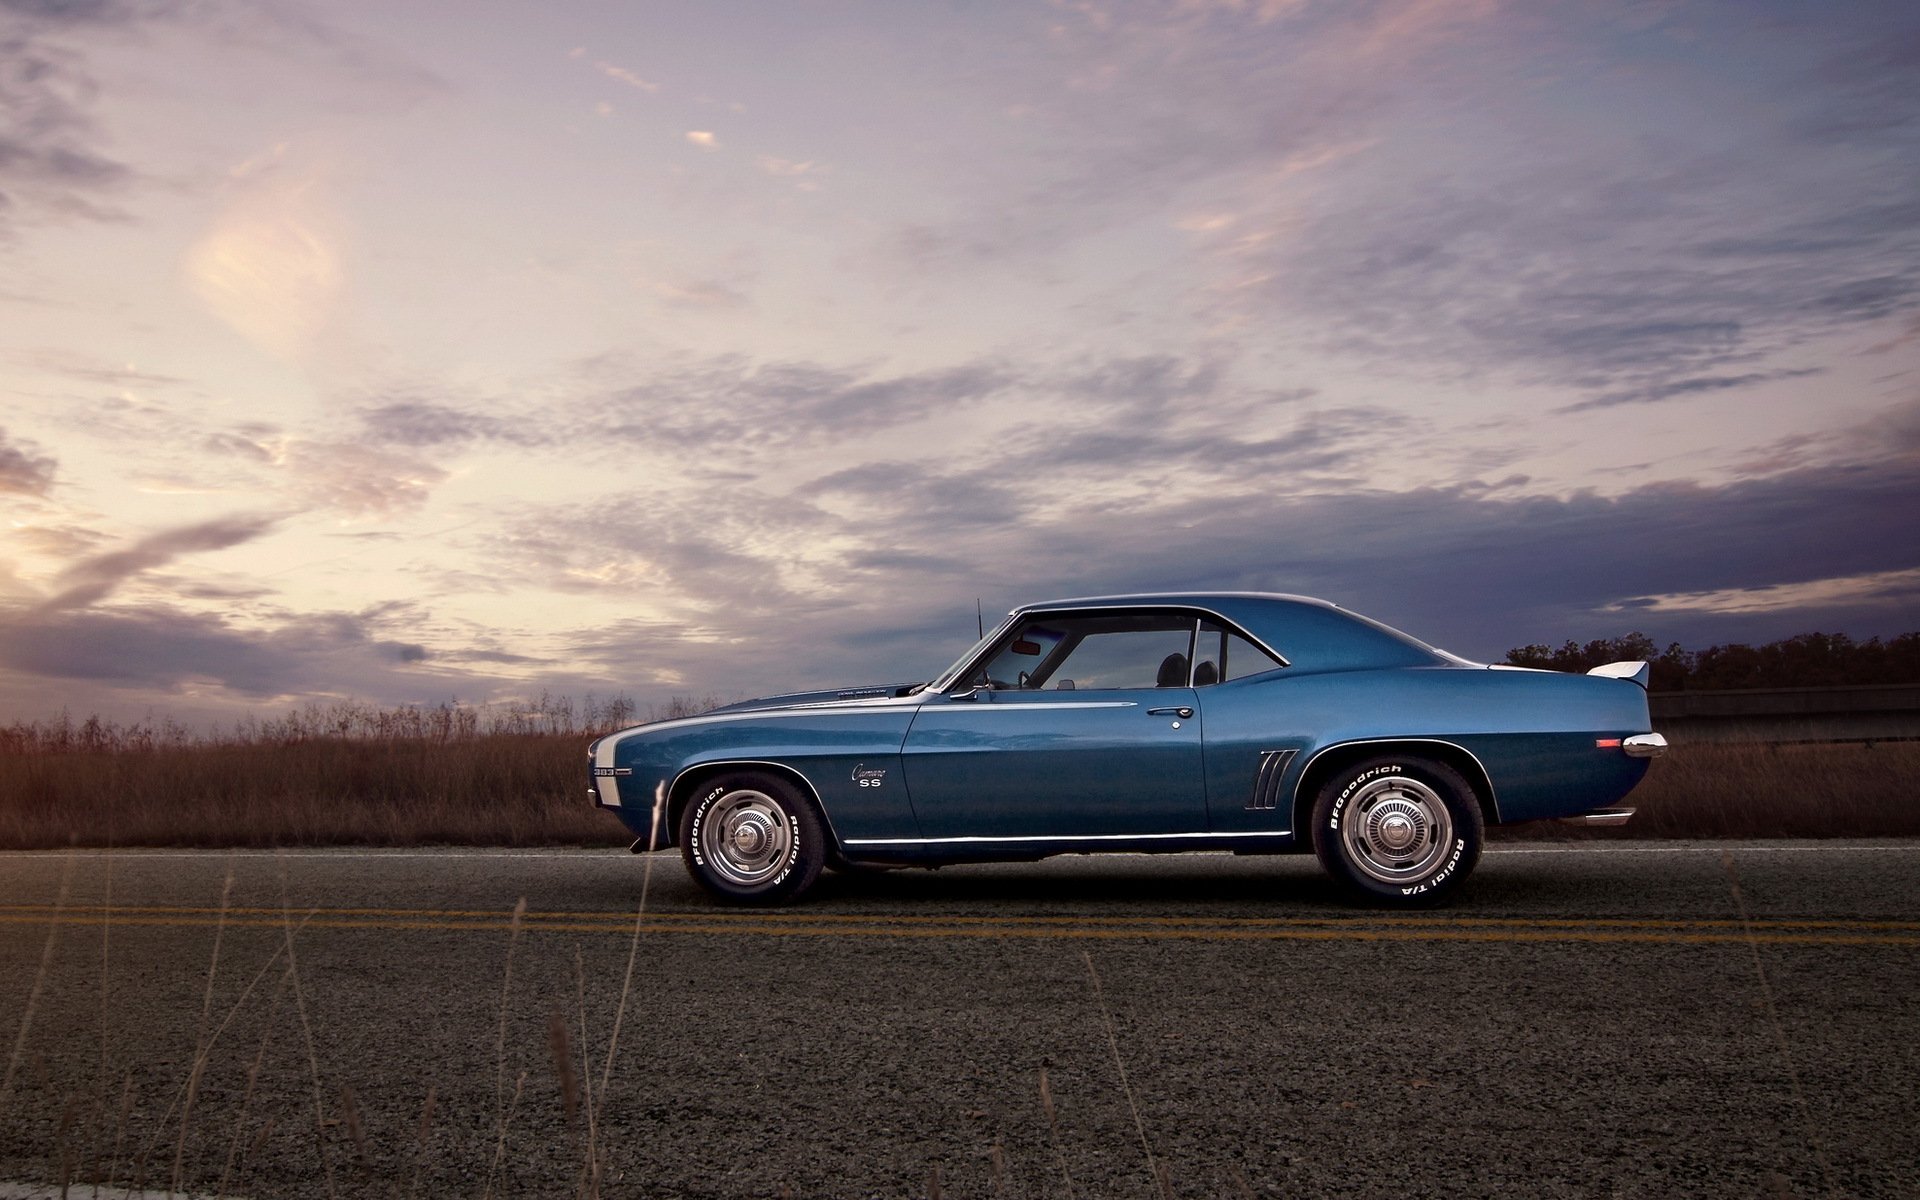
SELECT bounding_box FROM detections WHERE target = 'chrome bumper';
[1623,732,1668,758]
[1561,807,1636,827]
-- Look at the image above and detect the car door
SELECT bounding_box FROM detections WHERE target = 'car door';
[899,610,1210,839]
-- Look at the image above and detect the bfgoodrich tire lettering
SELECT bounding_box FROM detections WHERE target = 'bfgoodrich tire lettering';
[679,771,826,905]
[1311,755,1484,907]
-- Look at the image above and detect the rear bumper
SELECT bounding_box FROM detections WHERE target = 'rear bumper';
[1623,732,1668,759]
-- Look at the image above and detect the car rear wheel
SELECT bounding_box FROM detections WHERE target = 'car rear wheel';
[679,771,826,905]
[1311,755,1483,906]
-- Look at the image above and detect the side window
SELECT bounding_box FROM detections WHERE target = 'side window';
[1223,630,1284,680]
[966,613,1200,691]
[1195,621,1284,684]
[973,623,1068,689]
[1051,626,1195,689]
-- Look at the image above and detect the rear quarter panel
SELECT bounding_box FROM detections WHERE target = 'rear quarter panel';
[1201,665,1654,830]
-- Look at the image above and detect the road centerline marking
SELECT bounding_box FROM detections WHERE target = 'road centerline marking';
[0,904,1915,947]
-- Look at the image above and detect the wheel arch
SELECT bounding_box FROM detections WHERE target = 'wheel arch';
[666,759,843,855]
[1289,738,1500,837]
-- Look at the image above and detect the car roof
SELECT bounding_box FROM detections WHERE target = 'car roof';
[1013,591,1339,614]
[1008,592,1448,674]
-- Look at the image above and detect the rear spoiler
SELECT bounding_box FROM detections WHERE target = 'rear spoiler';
[1587,660,1651,689]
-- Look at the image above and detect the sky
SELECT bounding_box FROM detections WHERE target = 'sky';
[1,0,1917,724]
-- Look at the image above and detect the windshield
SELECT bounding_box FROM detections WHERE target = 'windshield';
[927,612,1018,692]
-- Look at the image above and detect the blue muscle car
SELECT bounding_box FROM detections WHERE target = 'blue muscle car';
[588,593,1666,906]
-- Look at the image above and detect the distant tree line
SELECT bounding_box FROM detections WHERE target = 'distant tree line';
[1503,631,1920,691]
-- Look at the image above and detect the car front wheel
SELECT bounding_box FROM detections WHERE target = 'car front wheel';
[679,772,826,905]
[1311,755,1483,906]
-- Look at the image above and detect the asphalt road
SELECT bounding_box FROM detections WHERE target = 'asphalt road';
[1,844,1917,1199]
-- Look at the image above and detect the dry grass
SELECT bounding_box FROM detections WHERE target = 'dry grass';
[1,701,1915,848]
[1494,740,1920,840]
[0,697,719,850]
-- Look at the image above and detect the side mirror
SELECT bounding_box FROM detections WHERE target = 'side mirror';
[951,682,993,702]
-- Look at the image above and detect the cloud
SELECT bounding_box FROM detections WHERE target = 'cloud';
[874,2,1918,410]
[33,512,281,611]
[205,430,280,462]
[188,1,445,99]
[595,60,660,93]
[20,352,186,388]
[483,484,835,617]
[284,441,448,516]
[1604,568,1920,618]
[685,130,716,148]
[1172,9,1920,400]
[495,447,1920,706]
[0,426,56,494]
[593,355,1016,450]
[654,278,749,310]
[878,0,1497,272]
[1559,368,1826,414]
[0,3,149,236]
[0,603,439,700]
[758,156,822,177]
[357,399,546,448]
[17,449,1918,722]
[185,181,343,359]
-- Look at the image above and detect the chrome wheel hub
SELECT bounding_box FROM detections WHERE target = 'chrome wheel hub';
[1341,775,1453,885]
[700,789,794,887]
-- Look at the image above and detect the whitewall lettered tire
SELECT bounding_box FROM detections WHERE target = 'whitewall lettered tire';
[1311,755,1484,906]
[679,771,826,906]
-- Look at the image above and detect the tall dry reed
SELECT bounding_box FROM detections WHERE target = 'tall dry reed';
[1,700,1914,847]
[0,696,721,849]
[1495,741,1920,840]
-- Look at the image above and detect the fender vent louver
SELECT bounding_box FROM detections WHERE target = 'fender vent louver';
[1247,749,1297,811]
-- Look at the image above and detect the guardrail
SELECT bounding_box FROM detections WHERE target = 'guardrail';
[1649,683,1920,744]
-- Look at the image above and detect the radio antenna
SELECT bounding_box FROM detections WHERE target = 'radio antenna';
[976,598,984,639]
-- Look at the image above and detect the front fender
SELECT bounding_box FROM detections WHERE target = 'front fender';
[594,706,924,845]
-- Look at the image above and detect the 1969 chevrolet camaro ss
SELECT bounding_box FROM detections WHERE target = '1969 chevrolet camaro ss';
[587,593,1667,906]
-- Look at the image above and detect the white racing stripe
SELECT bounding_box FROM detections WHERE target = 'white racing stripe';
[593,734,622,807]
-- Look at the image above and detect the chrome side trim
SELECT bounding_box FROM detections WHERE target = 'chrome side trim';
[1288,737,1502,825]
[937,701,1138,712]
[843,830,1296,847]
[665,758,848,854]
[1561,807,1635,826]
[603,702,922,743]
[1623,733,1668,759]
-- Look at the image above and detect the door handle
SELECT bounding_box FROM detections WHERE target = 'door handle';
[1147,706,1193,719]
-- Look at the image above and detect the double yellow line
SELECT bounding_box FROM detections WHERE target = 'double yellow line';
[1,904,1917,947]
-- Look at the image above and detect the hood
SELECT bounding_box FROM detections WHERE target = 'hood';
[701,682,925,716]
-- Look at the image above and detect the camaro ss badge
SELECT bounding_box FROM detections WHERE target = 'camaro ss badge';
[851,764,887,788]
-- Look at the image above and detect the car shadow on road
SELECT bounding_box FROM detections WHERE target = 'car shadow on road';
[808,856,1358,911]
[571,848,1674,916]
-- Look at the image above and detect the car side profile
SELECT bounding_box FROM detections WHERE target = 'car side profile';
[588,593,1666,906]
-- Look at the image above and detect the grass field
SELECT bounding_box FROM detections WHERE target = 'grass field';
[2,702,1915,849]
